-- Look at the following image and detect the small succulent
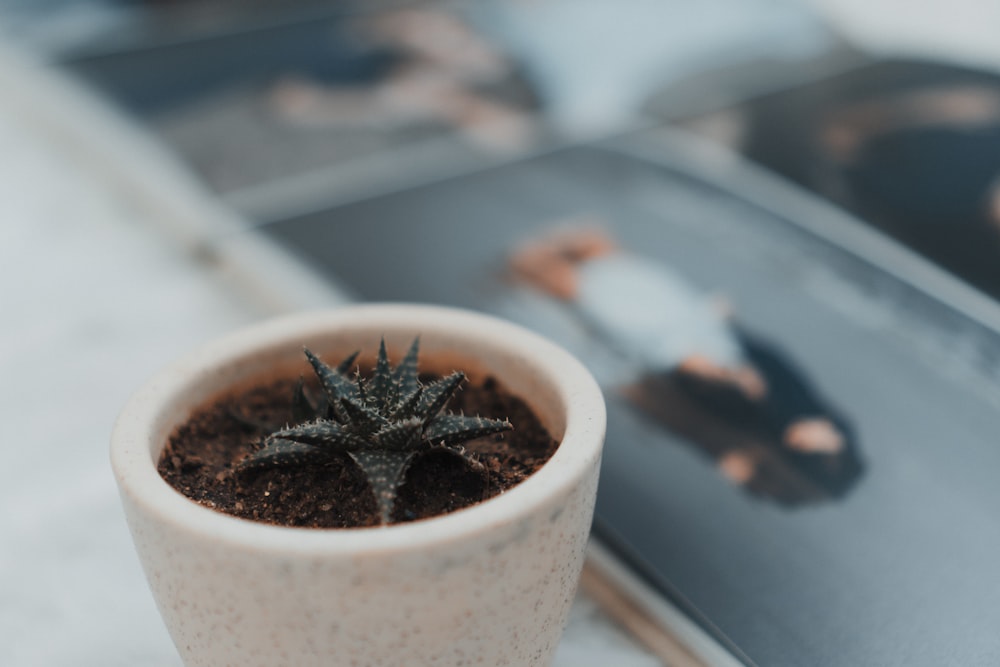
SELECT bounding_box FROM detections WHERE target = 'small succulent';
[238,338,513,524]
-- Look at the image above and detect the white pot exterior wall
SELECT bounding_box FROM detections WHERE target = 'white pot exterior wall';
[112,305,605,667]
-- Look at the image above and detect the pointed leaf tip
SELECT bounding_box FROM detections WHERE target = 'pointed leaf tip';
[304,347,359,412]
[348,450,418,524]
[425,414,513,446]
[336,350,360,375]
[369,337,395,410]
[237,437,334,471]
[417,371,466,420]
[392,337,421,399]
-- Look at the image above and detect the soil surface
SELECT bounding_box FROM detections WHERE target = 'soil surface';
[158,373,558,528]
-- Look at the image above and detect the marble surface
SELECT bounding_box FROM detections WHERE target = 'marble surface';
[7,5,1000,663]
[0,49,658,667]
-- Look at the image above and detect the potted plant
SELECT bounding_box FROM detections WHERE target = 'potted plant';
[111,304,605,667]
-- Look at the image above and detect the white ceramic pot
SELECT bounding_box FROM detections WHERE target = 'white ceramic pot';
[111,304,606,667]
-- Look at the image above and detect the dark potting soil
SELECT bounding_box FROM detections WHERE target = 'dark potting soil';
[158,374,558,528]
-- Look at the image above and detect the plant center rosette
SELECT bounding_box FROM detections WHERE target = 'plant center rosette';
[159,338,559,528]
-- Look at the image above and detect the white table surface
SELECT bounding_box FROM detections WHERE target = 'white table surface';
[0,46,660,667]
[7,2,1000,661]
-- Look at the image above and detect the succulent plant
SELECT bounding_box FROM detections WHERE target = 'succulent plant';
[238,338,513,524]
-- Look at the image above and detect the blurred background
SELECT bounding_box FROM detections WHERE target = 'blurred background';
[4,1,1000,666]
[6,0,1000,278]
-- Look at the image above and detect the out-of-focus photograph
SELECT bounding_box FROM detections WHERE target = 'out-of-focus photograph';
[3,2,1000,666]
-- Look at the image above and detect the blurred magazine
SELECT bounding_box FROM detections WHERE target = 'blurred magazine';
[678,58,1000,302]
[261,128,1000,666]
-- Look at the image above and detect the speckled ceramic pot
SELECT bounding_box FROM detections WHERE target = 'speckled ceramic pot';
[111,305,605,667]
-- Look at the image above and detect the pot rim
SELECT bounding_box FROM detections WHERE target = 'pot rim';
[111,303,605,556]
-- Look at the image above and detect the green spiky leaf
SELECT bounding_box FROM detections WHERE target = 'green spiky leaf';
[240,438,335,469]
[338,395,389,434]
[237,338,515,524]
[304,348,359,417]
[348,450,419,524]
[368,339,395,412]
[416,372,465,420]
[392,385,424,420]
[425,414,513,447]
[291,377,318,424]
[374,417,425,451]
[392,337,421,399]
[336,350,359,375]
[272,420,367,450]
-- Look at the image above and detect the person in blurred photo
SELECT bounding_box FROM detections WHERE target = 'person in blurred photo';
[269,7,537,152]
[509,227,862,504]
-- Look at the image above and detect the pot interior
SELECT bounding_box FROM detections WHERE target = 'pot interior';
[147,324,569,467]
